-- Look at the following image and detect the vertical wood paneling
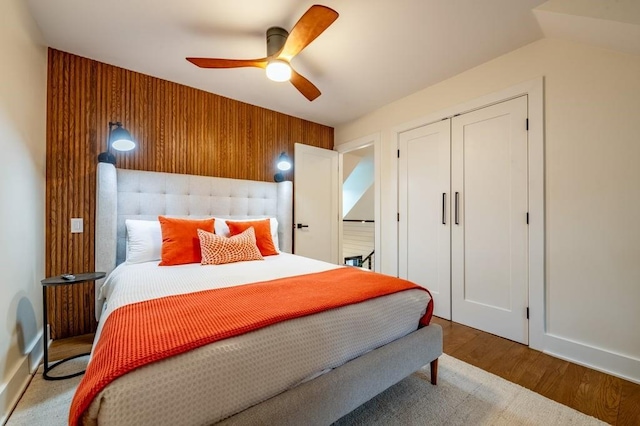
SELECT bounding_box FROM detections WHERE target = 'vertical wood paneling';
[45,49,334,339]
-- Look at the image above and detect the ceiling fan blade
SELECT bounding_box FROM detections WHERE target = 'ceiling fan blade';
[278,5,338,61]
[186,57,268,69]
[290,69,321,101]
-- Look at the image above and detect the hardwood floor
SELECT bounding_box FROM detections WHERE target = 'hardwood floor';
[431,316,640,425]
[49,333,94,362]
[49,321,640,425]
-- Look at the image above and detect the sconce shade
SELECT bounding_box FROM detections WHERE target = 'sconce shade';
[274,152,292,182]
[98,122,135,164]
[110,126,135,151]
[277,152,292,171]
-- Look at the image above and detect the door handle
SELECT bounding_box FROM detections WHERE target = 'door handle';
[295,223,309,229]
[442,193,446,225]
[455,192,460,225]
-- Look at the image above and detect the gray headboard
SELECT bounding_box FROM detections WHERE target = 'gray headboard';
[95,162,293,319]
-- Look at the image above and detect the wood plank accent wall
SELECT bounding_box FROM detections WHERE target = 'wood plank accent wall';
[45,49,334,339]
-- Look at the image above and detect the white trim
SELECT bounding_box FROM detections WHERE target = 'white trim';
[392,77,545,349]
[0,330,44,424]
[526,78,545,351]
[390,78,544,136]
[335,133,381,272]
[545,334,640,385]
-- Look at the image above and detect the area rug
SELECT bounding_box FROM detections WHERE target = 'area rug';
[7,354,604,425]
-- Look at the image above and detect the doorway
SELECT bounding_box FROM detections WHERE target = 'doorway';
[337,134,381,272]
[342,145,375,269]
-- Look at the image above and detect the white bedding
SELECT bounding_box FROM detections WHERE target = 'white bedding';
[84,254,430,425]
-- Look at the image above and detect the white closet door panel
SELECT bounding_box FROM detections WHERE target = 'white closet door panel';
[399,120,451,319]
[463,116,512,309]
[452,96,528,344]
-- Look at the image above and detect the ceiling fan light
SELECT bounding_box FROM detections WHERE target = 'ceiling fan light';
[266,60,291,82]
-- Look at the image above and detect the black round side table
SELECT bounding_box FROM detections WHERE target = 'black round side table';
[40,272,106,380]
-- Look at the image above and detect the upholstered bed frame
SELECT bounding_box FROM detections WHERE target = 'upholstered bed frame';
[94,162,442,425]
[95,162,293,318]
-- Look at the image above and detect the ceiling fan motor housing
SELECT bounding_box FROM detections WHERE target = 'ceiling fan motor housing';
[266,27,289,56]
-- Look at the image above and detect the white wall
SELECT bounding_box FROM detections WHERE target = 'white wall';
[0,0,47,421]
[343,221,375,268]
[344,185,374,221]
[342,152,361,183]
[335,38,640,382]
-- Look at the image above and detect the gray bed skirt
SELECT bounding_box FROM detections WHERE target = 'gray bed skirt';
[219,323,443,426]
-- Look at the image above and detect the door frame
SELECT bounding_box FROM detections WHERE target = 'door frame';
[391,77,544,350]
[335,133,381,272]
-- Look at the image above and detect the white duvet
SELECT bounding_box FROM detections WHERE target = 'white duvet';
[83,253,430,425]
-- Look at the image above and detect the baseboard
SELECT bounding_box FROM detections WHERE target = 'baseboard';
[0,330,44,425]
[544,333,640,385]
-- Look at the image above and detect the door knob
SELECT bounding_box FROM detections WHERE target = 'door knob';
[295,223,309,229]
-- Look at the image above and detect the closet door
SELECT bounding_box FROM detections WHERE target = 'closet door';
[399,120,451,319]
[451,96,529,344]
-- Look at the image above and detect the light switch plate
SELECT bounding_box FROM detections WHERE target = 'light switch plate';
[71,218,83,233]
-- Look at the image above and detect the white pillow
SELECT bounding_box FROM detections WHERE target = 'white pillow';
[125,219,162,263]
[215,217,280,252]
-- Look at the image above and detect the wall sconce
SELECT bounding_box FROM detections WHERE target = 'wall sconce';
[274,152,292,182]
[97,122,135,164]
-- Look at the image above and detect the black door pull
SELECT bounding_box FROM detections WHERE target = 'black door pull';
[442,193,446,225]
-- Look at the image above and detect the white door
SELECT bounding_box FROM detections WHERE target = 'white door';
[294,143,339,263]
[399,120,451,320]
[451,96,529,344]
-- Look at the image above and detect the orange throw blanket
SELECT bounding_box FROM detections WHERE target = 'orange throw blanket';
[69,267,433,425]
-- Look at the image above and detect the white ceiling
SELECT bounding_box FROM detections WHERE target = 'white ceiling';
[27,0,548,126]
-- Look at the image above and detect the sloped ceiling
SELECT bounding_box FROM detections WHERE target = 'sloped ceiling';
[534,0,640,56]
[26,1,639,127]
[26,0,546,126]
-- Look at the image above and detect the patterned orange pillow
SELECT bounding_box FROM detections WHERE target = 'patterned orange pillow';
[198,227,264,265]
[226,218,279,256]
[158,216,215,266]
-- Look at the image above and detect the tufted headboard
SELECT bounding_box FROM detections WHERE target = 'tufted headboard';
[94,162,293,320]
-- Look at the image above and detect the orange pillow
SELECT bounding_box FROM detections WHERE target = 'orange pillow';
[158,216,215,266]
[198,228,263,265]
[226,218,279,256]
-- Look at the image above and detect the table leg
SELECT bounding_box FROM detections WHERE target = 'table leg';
[42,286,49,378]
[42,286,89,380]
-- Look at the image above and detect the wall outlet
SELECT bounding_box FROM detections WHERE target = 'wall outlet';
[71,218,83,233]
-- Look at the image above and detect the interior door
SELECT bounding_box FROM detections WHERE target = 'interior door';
[293,143,339,263]
[451,96,529,344]
[399,120,451,320]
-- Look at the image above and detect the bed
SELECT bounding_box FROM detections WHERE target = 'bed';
[76,163,443,425]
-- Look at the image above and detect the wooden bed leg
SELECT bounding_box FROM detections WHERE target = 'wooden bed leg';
[430,358,438,385]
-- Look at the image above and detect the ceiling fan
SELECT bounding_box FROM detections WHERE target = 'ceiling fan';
[186,5,338,101]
